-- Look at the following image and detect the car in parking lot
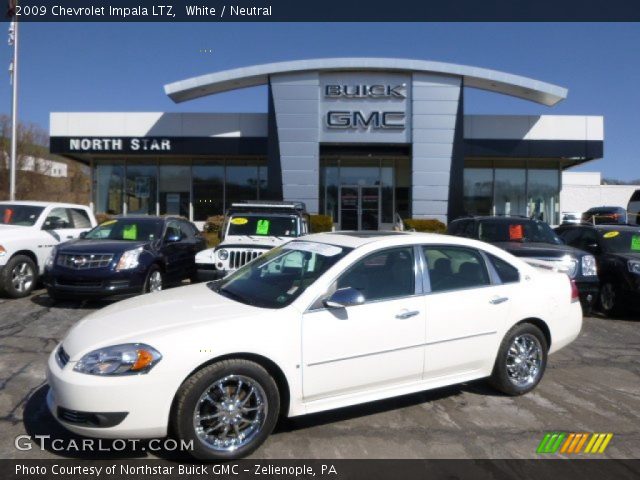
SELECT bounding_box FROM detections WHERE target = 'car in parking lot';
[46,231,582,460]
[447,216,599,311]
[555,223,640,316]
[581,206,628,225]
[0,201,97,298]
[43,216,206,299]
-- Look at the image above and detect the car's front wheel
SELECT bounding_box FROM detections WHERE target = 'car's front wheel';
[0,255,37,298]
[143,265,163,293]
[172,359,280,460]
[599,281,623,317]
[489,323,548,396]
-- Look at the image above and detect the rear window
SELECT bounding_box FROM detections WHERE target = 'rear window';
[478,220,562,244]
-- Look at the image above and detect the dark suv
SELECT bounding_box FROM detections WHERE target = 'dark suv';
[448,216,599,311]
[555,223,640,316]
[43,216,206,300]
[581,206,628,225]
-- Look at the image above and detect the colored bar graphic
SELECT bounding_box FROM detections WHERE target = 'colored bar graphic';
[538,432,613,454]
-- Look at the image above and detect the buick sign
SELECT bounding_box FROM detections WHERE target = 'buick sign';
[325,84,407,99]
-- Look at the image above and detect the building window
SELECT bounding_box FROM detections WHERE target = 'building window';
[528,169,559,225]
[463,168,492,216]
[193,162,224,221]
[494,168,526,217]
[159,164,190,218]
[226,162,260,207]
[95,163,124,214]
[125,163,157,215]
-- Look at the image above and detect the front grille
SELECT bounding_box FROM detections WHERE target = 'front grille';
[57,253,114,270]
[229,250,264,269]
[56,345,69,368]
[55,278,103,288]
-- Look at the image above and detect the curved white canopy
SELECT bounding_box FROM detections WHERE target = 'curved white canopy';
[164,58,567,106]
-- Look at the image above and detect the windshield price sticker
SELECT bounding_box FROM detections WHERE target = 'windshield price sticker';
[603,231,620,239]
[122,224,137,240]
[256,219,270,235]
[631,235,640,251]
[509,224,524,240]
[285,241,343,257]
[230,217,248,225]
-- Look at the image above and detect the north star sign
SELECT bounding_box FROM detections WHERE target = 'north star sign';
[68,138,171,152]
[324,83,407,130]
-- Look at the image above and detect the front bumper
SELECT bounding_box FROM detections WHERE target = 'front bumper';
[43,267,147,298]
[574,277,600,312]
[195,263,225,281]
[46,346,174,438]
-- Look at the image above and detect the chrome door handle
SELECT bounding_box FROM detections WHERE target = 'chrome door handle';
[396,310,420,319]
[490,296,509,305]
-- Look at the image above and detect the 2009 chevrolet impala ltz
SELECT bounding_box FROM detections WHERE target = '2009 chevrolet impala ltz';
[46,232,582,459]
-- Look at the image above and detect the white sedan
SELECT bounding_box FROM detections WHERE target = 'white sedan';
[46,232,582,460]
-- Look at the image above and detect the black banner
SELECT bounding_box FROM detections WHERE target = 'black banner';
[3,0,640,22]
[3,459,640,480]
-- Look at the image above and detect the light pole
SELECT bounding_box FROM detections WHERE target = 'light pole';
[8,2,18,201]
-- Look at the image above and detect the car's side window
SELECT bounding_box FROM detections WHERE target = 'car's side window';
[463,221,476,238]
[69,208,92,228]
[424,246,490,293]
[165,221,182,240]
[43,207,72,230]
[487,254,520,284]
[335,247,415,302]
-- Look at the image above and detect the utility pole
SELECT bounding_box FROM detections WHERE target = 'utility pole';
[8,5,18,201]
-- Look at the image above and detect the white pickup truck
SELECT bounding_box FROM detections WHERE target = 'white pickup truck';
[0,201,97,298]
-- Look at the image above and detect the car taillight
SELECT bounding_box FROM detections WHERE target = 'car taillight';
[570,278,580,303]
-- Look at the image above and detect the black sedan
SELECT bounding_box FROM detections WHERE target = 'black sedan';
[555,223,640,316]
[43,216,206,300]
[448,216,599,312]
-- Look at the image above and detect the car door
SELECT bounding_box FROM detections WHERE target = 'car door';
[422,245,512,379]
[161,220,187,281]
[178,220,204,279]
[302,246,426,400]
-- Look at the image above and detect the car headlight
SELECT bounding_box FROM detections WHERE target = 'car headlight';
[581,254,597,276]
[556,255,579,278]
[628,260,640,275]
[0,245,6,257]
[217,249,229,261]
[45,246,57,268]
[115,247,143,271]
[73,343,162,376]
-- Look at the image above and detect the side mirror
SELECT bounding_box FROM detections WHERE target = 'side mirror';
[79,231,87,239]
[43,219,66,230]
[323,287,365,309]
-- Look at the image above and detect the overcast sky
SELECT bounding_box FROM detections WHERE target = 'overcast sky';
[1,22,638,179]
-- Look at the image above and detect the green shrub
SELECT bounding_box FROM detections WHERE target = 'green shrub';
[404,218,447,234]
[95,212,114,225]
[310,214,333,233]
[203,215,225,234]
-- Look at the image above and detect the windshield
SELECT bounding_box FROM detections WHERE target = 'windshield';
[479,220,563,244]
[599,230,640,254]
[0,204,44,227]
[84,219,163,242]
[226,215,299,238]
[210,241,352,308]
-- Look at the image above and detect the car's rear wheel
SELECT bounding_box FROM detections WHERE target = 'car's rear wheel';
[143,265,163,293]
[599,281,623,317]
[172,359,280,460]
[1,255,37,298]
[489,323,548,396]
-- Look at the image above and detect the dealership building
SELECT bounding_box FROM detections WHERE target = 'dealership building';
[49,58,604,228]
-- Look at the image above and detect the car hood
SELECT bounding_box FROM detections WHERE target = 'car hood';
[62,283,261,358]
[493,241,586,258]
[0,224,36,239]
[218,235,292,250]
[57,238,149,254]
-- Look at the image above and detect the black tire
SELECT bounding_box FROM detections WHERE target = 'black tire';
[171,359,280,460]
[0,255,37,298]
[489,323,548,396]
[142,265,163,293]
[599,281,624,317]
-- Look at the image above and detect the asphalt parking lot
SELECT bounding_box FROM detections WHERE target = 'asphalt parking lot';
[0,287,638,460]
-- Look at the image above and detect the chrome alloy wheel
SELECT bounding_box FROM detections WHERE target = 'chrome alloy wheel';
[148,271,163,292]
[600,283,615,312]
[193,375,267,453]
[12,262,34,294]
[505,333,543,388]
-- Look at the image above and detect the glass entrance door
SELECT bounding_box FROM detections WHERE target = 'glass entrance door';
[339,186,380,230]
